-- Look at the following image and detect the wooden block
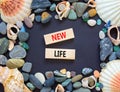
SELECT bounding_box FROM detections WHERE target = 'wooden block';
[45,48,75,60]
[44,28,74,45]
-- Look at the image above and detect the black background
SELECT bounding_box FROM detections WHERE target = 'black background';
[0,0,105,92]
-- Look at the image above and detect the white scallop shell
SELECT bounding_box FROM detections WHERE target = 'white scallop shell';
[99,60,120,92]
[96,0,120,26]
[0,0,32,24]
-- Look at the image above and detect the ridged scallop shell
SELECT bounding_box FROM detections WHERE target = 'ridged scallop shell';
[96,0,120,26]
[0,66,31,92]
[99,60,120,92]
[0,0,32,24]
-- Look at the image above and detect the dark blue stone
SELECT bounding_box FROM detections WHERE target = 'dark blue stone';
[66,82,73,91]
[109,52,117,61]
[35,15,41,23]
[44,77,55,87]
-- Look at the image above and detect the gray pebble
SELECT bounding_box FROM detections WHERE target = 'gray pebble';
[55,76,67,83]
[61,79,71,87]
[40,87,51,92]
[0,55,7,65]
[109,52,117,61]
[0,22,7,35]
[22,62,32,73]
[66,82,73,91]
[26,82,36,91]
[18,32,29,42]
[73,82,82,88]
[22,72,29,82]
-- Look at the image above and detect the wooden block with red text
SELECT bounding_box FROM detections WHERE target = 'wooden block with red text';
[45,48,75,60]
[44,28,74,45]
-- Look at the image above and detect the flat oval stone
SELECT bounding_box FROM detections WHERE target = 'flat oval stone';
[35,72,45,84]
[0,22,7,35]
[73,82,82,88]
[40,87,51,92]
[18,32,29,42]
[9,45,27,59]
[82,68,93,76]
[6,58,25,69]
[73,87,91,92]
[29,74,43,89]
[24,17,33,28]
[22,72,29,82]
[72,74,83,83]
[16,21,23,28]
[45,71,54,79]
[99,31,105,39]
[87,19,96,26]
[26,82,36,91]
[22,62,32,73]
[0,55,7,65]
[44,77,55,87]
[61,79,71,87]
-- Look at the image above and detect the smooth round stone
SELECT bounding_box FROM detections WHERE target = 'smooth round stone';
[87,19,96,26]
[109,52,117,61]
[60,68,67,75]
[26,82,36,91]
[66,82,73,91]
[0,22,7,35]
[0,55,7,65]
[22,62,32,73]
[71,71,76,77]
[35,72,45,84]
[20,26,26,32]
[61,79,71,87]
[29,74,43,89]
[73,87,91,92]
[55,76,67,83]
[50,3,56,11]
[72,74,83,83]
[22,72,29,82]
[73,82,82,88]
[95,87,101,91]
[16,21,23,28]
[18,32,29,42]
[100,62,106,69]
[44,77,55,87]
[0,37,9,55]
[99,31,105,39]
[82,68,93,76]
[58,3,66,11]
[24,17,33,28]
[35,15,41,22]
[66,71,71,78]
[97,19,102,25]
[40,87,51,92]
[45,71,54,79]
[9,45,27,59]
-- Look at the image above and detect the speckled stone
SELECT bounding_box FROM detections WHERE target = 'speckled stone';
[82,68,93,75]
[73,82,82,88]
[35,72,45,84]
[73,87,91,92]
[26,82,36,91]
[18,32,29,42]
[9,45,27,59]
[44,77,55,87]
[0,22,7,35]
[22,62,32,73]
[0,55,7,65]
[45,71,54,79]
[72,74,83,83]
[22,72,29,82]
[40,87,51,92]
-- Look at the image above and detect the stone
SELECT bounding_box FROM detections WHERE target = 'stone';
[26,82,36,91]
[73,82,82,88]
[114,46,120,52]
[102,28,107,33]
[45,71,54,79]
[31,0,51,9]
[29,13,35,22]
[19,42,29,50]
[16,21,23,28]
[100,62,106,69]
[6,58,25,69]
[0,55,7,65]
[35,72,45,84]
[87,19,96,26]
[68,0,78,2]
[0,22,7,35]
[44,77,55,87]
[93,70,100,78]
[29,74,43,89]
[109,52,117,61]
[61,79,71,87]
[24,17,33,28]
[34,8,46,14]
[9,45,27,59]
[0,38,9,55]
[82,12,89,21]
[50,90,54,92]
[72,74,83,83]
[20,26,26,32]
[41,12,52,23]
[71,71,76,77]
[54,70,66,77]
[88,77,95,87]
[82,68,93,76]
[116,49,120,58]
[97,19,102,25]
[88,9,97,17]
[99,31,105,39]
[54,15,59,20]
[50,3,56,11]
[35,15,41,22]
[96,82,103,88]
[96,87,101,91]
[100,37,113,61]
[18,32,29,42]
[73,2,88,17]
[73,87,91,92]
[66,71,71,78]
[55,76,67,83]
[22,62,32,73]
[68,9,77,20]
[60,68,67,75]
[22,72,29,82]
[40,87,51,92]
[66,82,73,91]
[8,40,14,51]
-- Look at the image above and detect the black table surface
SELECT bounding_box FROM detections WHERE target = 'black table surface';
[0,1,105,92]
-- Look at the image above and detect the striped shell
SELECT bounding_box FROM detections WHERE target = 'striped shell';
[0,0,32,24]
[99,60,120,92]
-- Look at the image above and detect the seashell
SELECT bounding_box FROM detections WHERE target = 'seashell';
[107,26,120,46]
[0,66,31,92]
[96,0,120,26]
[55,84,65,92]
[87,0,96,8]
[82,75,97,89]
[56,1,70,20]
[99,60,120,92]
[7,24,19,40]
[8,40,15,51]
[0,0,32,24]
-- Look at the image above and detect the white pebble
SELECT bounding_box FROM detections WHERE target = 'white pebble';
[66,71,71,78]
[87,19,96,27]
[99,31,105,39]
[35,72,45,84]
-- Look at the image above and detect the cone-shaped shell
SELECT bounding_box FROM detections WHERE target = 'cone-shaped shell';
[55,84,65,92]
[99,60,120,92]
[0,0,32,24]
